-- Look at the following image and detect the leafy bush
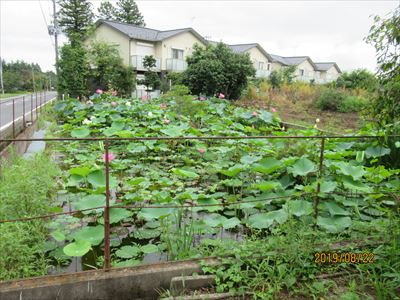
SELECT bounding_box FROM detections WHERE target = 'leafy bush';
[0,154,60,280]
[89,42,135,97]
[336,69,378,91]
[183,43,255,99]
[315,89,347,111]
[338,95,368,113]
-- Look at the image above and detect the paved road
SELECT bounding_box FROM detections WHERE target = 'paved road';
[0,91,57,132]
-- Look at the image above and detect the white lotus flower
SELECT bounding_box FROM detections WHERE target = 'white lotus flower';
[126,101,132,107]
[82,118,92,125]
[148,112,153,117]
[316,118,320,123]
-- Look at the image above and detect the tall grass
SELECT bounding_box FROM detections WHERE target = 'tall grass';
[0,153,60,280]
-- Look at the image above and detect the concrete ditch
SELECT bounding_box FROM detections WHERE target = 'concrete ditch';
[0,258,220,300]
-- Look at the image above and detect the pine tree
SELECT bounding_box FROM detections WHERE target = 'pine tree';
[115,0,145,26]
[98,1,117,20]
[57,0,94,43]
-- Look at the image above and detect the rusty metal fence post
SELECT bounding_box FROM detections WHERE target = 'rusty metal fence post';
[12,98,15,138]
[314,137,326,228]
[30,93,33,122]
[104,139,111,271]
[22,96,26,129]
[35,92,38,119]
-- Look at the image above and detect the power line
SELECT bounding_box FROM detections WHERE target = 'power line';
[38,0,55,48]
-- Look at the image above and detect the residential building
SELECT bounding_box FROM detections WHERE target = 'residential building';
[228,43,273,78]
[314,62,342,83]
[270,55,318,82]
[85,19,207,96]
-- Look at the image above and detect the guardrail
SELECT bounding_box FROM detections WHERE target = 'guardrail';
[0,91,56,140]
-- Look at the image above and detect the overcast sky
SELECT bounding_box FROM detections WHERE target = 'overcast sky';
[0,0,398,72]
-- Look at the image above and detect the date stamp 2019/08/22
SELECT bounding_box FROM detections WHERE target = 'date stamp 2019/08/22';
[314,252,374,264]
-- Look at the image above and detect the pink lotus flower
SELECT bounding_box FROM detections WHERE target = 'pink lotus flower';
[199,96,206,101]
[102,153,115,162]
[218,93,225,99]
[77,96,80,100]
[111,101,117,107]
[160,103,167,109]
[271,107,277,113]
[251,111,258,117]
[141,95,148,102]
[96,89,103,94]
[111,90,118,96]
[199,148,205,155]
[164,119,171,125]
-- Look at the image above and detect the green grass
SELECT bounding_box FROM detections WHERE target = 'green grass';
[0,91,30,100]
[0,153,61,280]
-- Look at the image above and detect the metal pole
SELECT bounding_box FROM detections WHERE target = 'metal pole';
[30,93,33,122]
[12,99,15,138]
[35,92,38,119]
[52,0,59,99]
[22,96,26,129]
[314,137,325,228]
[104,139,111,271]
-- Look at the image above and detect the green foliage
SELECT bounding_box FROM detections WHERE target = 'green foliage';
[97,1,117,20]
[268,66,296,88]
[336,69,378,91]
[1,59,55,92]
[57,0,94,43]
[338,95,368,113]
[57,42,90,98]
[137,55,161,93]
[97,0,145,26]
[0,154,60,280]
[316,89,347,111]
[183,43,255,99]
[88,41,135,97]
[316,89,368,112]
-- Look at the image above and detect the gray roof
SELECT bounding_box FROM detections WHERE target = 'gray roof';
[96,19,207,44]
[315,62,342,73]
[270,54,317,69]
[228,43,273,61]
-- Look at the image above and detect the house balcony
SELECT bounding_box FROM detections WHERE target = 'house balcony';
[131,55,161,71]
[256,69,271,78]
[166,58,187,72]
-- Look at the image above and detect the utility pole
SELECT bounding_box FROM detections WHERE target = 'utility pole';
[50,0,59,98]
[31,64,36,93]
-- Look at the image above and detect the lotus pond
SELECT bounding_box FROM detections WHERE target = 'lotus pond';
[46,92,399,282]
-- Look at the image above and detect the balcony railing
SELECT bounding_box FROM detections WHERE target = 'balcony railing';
[166,58,187,72]
[256,69,271,78]
[131,55,161,71]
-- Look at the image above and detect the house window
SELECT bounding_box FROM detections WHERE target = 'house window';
[267,63,271,71]
[299,69,305,76]
[172,49,184,60]
[258,62,264,70]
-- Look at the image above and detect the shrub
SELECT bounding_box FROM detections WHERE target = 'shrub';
[88,41,135,97]
[315,89,347,111]
[336,69,378,91]
[0,153,60,280]
[183,43,255,99]
[338,95,368,113]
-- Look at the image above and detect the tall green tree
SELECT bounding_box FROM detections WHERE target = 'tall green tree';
[57,0,94,43]
[88,42,135,97]
[137,55,160,96]
[115,0,145,26]
[98,1,117,20]
[96,0,145,26]
[57,43,90,98]
[183,43,255,99]
[336,69,378,91]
